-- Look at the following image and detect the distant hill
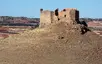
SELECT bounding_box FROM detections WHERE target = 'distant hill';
[0,16,40,26]
[0,16,40,22]
[0,16,102,26]
[80,18,102,22]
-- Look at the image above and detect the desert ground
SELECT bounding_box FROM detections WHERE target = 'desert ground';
[0,26,33,38]
[0,22,102,64]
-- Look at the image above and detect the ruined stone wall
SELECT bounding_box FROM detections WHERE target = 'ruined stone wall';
[40,8,79,28]
[59,8,79,24]
[51,11,59,23]
[40,10,52,28]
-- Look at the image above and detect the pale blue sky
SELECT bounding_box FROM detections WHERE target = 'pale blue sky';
[0,0,101,18]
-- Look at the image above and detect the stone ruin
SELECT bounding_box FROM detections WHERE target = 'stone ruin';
[39,8,90,34]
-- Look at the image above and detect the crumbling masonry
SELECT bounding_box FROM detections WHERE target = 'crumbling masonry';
[40,8,89,34]
[40,8,80,27]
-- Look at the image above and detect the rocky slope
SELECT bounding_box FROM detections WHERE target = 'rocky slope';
[0,21,102,64]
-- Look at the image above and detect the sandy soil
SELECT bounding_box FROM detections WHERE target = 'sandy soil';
[0,22,102,64]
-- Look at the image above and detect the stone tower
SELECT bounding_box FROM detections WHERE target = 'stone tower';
[40,8,79,28]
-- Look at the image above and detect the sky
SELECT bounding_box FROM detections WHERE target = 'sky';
[0,0,102,18]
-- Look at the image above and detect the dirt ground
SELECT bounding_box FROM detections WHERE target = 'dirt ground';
[0,22,102,64]
[0,26,31,38]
